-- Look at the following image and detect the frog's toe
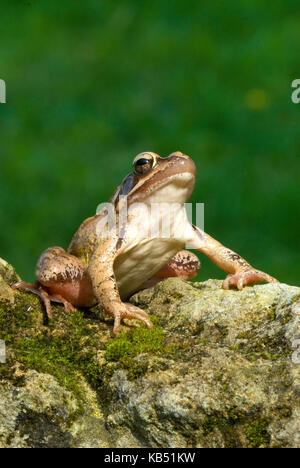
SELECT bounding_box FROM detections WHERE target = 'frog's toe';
[122,303,153,329]
[12,281,53,319]
[12,281,38,292]
[49,294,77,313]
[124,303,150,319]
[223,269,278,290]
[112,312,121,335]
[107,303,152,335]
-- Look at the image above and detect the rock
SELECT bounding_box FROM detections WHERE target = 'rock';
[0,258,19,303]
[0,366,110,448]
[0,367,77,448]
[0,258,20,286]
[0,261,299,448]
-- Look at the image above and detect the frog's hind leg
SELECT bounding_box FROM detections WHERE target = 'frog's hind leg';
[155,250,201,280]
[12,280,76,319]
[140,250,201,290]
[12,247,95,319]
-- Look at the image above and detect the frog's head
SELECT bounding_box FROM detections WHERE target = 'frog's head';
[113,152,196,206]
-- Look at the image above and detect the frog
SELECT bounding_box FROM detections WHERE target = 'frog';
[13,151,277,334]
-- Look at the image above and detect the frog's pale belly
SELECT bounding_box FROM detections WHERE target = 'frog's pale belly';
[114,237,184,299]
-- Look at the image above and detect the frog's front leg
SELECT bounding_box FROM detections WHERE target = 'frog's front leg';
[190,226,277,289]
[88,240,153,334]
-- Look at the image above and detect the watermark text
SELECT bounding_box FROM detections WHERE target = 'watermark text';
[291,79,300,104]
[0,340,6,364]
[0,79,6,103]
[96,199,204,248]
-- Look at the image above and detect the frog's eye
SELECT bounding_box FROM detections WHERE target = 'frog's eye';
[133,153,156,175]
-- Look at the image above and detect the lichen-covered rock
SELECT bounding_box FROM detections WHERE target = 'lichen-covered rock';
[106,279,300,448]
[0,365,110,448]
[0,261,299,448]
[0,367,76,448]
[0,258,20,285]
[0,258,19,303]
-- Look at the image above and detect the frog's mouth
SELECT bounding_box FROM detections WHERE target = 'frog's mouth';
[130,171,196,205]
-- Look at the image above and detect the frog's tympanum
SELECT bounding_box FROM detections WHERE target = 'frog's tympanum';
[13,152,277,334]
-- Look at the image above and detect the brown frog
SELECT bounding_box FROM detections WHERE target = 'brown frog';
[13,151,277,333]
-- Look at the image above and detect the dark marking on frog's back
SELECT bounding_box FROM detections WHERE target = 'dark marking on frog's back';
[116,237,123,250]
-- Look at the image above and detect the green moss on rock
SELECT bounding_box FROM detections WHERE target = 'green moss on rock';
[1,263,299,448]
[105,322,165,362]
[246,417,270,447]
[104,321,167,379]
[12,311,103,399]
[0,297,104,400]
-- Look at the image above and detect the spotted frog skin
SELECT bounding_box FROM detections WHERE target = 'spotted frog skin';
[13,151,277,334]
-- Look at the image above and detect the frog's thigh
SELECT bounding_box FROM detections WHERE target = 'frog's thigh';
[154,250,201,281]
[36,247,95,307]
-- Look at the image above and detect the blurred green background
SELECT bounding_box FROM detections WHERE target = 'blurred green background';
[0,0,299,285]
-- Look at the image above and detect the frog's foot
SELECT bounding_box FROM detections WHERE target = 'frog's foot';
[111,303,153,334]
[223,268,278,290]
[12,281,76,318]
[49,294,77,313]
[12,281,54,318]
